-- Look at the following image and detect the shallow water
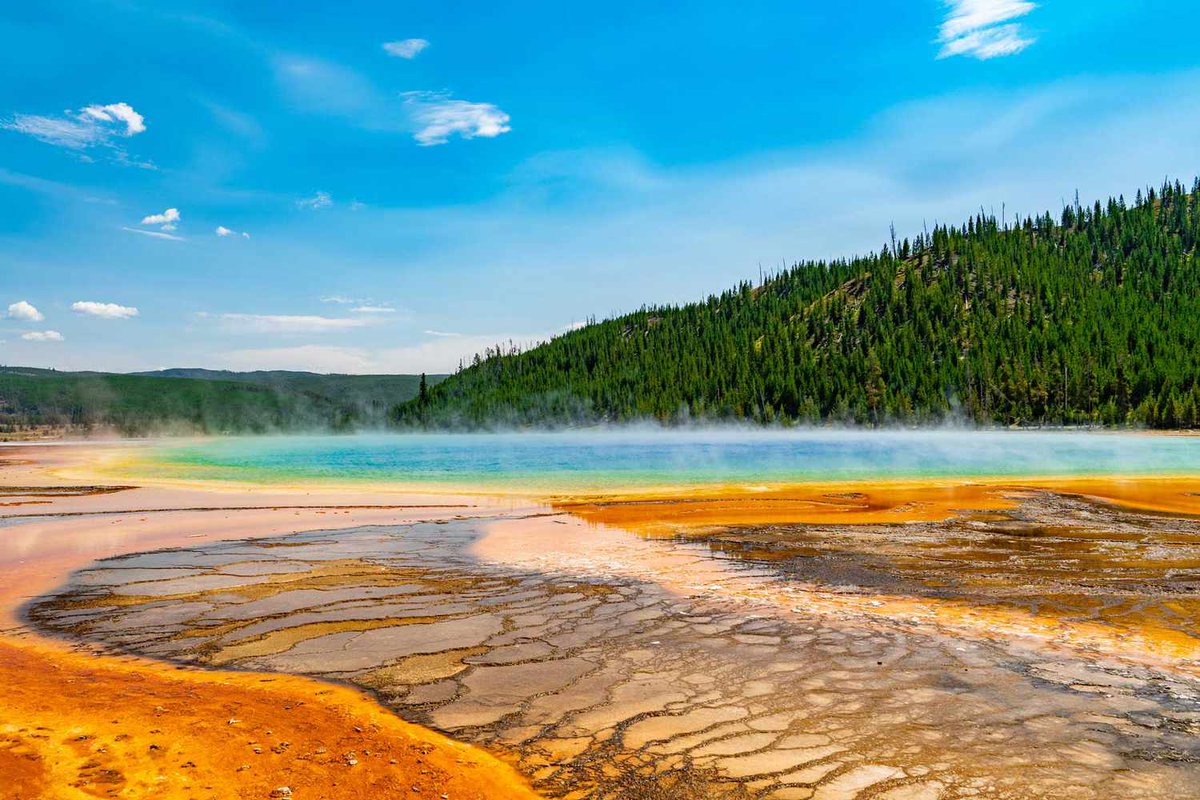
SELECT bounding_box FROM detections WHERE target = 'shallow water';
[136,430,1200,491]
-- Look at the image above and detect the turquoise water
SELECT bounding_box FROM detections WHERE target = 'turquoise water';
[140,430,1200,492]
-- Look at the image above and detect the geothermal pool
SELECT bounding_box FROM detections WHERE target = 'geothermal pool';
[129,429,1200,491]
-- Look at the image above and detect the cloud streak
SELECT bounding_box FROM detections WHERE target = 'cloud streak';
[938,0,1037,59]
[21,330,64,342]
[202,312,376,334]
[122,226,184,241]
[72,301,139,319]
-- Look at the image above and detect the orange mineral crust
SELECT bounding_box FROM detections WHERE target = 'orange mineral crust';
[552,476,1200,531]
[0,638,540,800]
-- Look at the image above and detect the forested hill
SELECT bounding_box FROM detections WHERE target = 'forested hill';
[401,180,1200,429]
[0,368,443,437]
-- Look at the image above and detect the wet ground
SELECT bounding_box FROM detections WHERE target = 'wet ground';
[28,489,1200,799]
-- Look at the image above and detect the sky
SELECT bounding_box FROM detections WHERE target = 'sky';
[2,1,1200,374]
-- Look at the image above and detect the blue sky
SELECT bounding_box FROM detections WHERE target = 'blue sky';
[3,1,1199,373]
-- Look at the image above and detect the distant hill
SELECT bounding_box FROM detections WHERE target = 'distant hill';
[0,367,444,437]
[133,369,437,417]
[399,179,1200,429]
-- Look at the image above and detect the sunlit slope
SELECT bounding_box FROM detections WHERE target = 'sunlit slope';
[404,180,1200,428]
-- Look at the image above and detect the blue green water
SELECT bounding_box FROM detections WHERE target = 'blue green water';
[138,430,1200,492]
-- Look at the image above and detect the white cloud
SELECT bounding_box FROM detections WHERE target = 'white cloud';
[403,92,511,146]
[383,38,429,59]
[122,226,184,241]
[79,102,145,135]
[320,295,356,305]
[2,102,146,155]
[423,329,461,337]
[938,0,1036,60]
[351,305,396,314]
[21,330,64,342]
[203,312,375,334]
[216,225,250,238]
[7,300,44,322]
[71,301,139,320]
[140,207,180,231]
[297,191,333,209]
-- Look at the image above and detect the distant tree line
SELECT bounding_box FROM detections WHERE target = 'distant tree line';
[396,179,1200,429]
[0,370,437,436]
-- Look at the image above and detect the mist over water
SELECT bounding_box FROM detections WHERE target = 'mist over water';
[139,429,1200,491]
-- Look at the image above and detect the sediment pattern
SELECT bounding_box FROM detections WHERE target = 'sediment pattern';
[669,490,1200,653]
[31,493,1200,799]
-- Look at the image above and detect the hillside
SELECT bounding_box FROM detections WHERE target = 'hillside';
[401,180,1200,429]
[0,368,443,437]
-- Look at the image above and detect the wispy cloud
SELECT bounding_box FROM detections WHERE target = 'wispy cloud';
[0,167,117,205]
[273,55,377,116]
[938,0,1037,60]
[71,301,139,320]
[122,226,184,241]
[423,329,461,337]
[141,207,180,231]
[404,92,511,146]
[352,305,396,314]
[202,312,375,334]
[2,102,148,162]
[223,345,376,374]
[383,38,429,59]
[297,191,333,210]
[273,53,508,147]
[223,329,555,374]
[21,330,64,342]
[7,300,44,322]
[216,225,251,238]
